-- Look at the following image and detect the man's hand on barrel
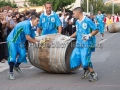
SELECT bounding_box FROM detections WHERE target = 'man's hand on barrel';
[35,40,46,48]
[63,37,71,42]
[82,34,92,41]
[35,42,40,48]
[36,32,40,37]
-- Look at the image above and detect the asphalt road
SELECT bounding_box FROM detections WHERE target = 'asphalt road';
[0,31,120,90]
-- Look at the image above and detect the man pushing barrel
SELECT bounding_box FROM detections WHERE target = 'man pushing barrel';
[7,14,40,80]
[69,7,99,82]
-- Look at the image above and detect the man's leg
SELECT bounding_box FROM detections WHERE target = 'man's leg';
[14,43,27,74]
[81,68,90,79]
[8,62,15,80]
[101,24,105,40]
[88,67,98,82]
[70,47,81,69]
[80,48,90,79]
[81,48,98,82]
[14,62,23,74]
[101,33,104,40]
[87,52,98,82]
[7,42,17,80]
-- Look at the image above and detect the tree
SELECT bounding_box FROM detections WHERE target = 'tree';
[105,4,120,15]
[81,0,120,15]
[11,0,17,8]
[81,0,105,14]
[0,0,17,8]
[23,0,28,7]
[27,0,76,11]
[96,0,105,13]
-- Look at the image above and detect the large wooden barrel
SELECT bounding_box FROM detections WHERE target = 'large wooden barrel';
[108,22,120,33]
[28,34,79,73]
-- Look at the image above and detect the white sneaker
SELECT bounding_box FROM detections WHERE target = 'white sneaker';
[8,72,15,80]
[101,36,104,40]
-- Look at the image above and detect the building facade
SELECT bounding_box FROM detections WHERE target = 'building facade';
[10,0,27,7]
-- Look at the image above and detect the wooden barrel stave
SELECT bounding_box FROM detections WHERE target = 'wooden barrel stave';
[50,35,73,73]
[49,36,62,73]
[49,36,70,73]
[28,43,41,69]
[49,35,65,73]
[38,35,56,72]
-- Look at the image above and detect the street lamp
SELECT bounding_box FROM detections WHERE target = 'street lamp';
[87,0,89,13]
[112,0,114,15]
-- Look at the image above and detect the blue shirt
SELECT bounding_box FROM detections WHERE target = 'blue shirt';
[95,14,105,24]
[7,20,35,44]
[38,11,61,35]
[76,16,98,51]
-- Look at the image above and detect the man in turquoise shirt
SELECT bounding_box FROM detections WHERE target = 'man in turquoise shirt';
[95,11,105,40]
[37,2,62,35]
[70,7,99,82]
[7,14,40,80]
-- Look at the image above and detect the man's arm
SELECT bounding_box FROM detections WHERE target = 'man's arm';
[26,35,38,44]
[36,14,43,35]
[55,13,62,34]
[33,38,40,42]
[70,32,76,38]
[58,26,62,34]
[91,30,99,36]
[36,27,42,35]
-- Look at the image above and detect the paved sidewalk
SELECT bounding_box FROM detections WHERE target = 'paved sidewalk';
[0,61,9,72]
[0,57,29,73]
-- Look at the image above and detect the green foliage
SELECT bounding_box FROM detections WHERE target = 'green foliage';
[81,0,105,14]
[81,0,120,15]
[0,0,17,8]
[28,0,76,11]
[23,0,28,7]
[105,4,120,15]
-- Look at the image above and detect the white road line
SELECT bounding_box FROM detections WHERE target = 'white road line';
[99,33,117,44]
